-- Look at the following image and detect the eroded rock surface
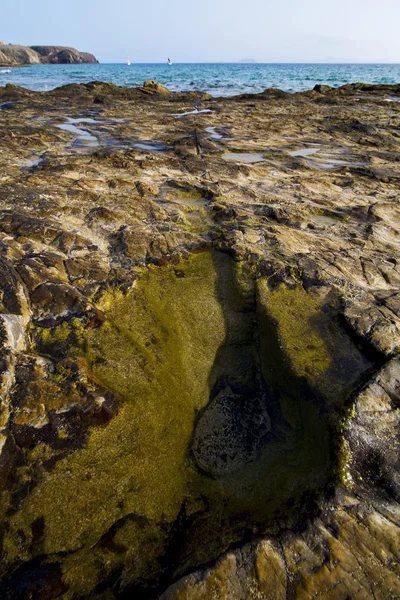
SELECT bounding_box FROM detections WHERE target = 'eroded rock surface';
[0,80,399,598]
[0,44,98,66]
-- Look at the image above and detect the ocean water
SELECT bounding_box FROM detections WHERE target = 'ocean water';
[0,63,399,97]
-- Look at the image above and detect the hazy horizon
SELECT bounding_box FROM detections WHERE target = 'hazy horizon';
[92,60,400,64]
[2,0,400,64]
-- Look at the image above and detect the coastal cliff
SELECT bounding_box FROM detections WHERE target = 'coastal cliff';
[0,80,399,599]
[0,44,98,66]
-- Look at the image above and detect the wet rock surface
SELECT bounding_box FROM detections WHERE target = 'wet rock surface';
[0,81,399,598]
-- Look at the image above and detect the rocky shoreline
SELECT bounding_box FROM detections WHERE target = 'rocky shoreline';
[0,80,399,599]
[0,44,98,66]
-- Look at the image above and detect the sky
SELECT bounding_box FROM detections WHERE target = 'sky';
[1,0,400,63]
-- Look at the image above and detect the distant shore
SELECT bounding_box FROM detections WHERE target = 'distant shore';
[0,44,98,67]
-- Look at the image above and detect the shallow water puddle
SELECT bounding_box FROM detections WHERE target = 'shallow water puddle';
[54,117,168,153]
[29,153,46,169]
[289,147,321,158]
[205,126,236,142]
[20,152,47,171]
[311,214,341,227]
[319,156,363,166]
[223,152,266,163]
[312,154,365,170]
[289,146,364,169]
[133,141,168,152]
[171,108,212,118]
[0,102,15,111]
[205,126,223,140]
[56,117,99,147]
[2,250,376,595]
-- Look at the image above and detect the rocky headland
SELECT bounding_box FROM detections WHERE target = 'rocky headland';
[0,44,98,66]
[0,79,399,599]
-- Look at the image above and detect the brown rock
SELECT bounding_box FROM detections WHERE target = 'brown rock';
[313,84,333,94]
[142,80,172,94]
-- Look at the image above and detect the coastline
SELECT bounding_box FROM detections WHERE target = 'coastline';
[0,78,399,599]
[1,62,400,96]
[1,77,400,99]
[0,44,98,67]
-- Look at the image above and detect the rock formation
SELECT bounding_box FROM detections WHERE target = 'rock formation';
[141,79,173,94]
[0,44,98,66]
[0,80,399,599]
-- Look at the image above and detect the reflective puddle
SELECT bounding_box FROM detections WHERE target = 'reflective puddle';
[0,102,15,111]
[56,118,99,147]
[223,152,265,163]
[289,147,320,158]
[288,146,364,169]
[55,118,168,153]
[21,153,46,171]
[312,153,364,170]
[205,126,236,142]
[30,153,46,169]
[205,127,224,140]
[133,141,168,152]
[172,108,212,118]
[311,214,341,227]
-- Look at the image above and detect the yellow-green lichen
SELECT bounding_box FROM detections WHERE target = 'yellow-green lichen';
[258,281,332,385]
[257,280,373,406]
[4,251,227,594]
[34,317,87,358]
[2,254,375,596]
[337,438,353,487]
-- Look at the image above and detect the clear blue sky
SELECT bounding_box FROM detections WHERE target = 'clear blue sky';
[1,0,399,63]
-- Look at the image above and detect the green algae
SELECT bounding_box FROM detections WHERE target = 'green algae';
[337,438,353,487]
[2,254,376,596]
[257,281,374,406]
[258,281,332,388]
[33,317,87,359]
[212,278,332,520]
[256,278,374,496]
[3,251,227,593]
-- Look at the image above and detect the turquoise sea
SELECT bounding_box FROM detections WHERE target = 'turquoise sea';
[0,63,399,96]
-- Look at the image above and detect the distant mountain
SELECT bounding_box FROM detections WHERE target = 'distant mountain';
[0,44,98,66]
[238,58,257,63]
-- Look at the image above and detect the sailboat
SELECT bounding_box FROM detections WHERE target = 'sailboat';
[126,60,131,66]
[167,58,172,65]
